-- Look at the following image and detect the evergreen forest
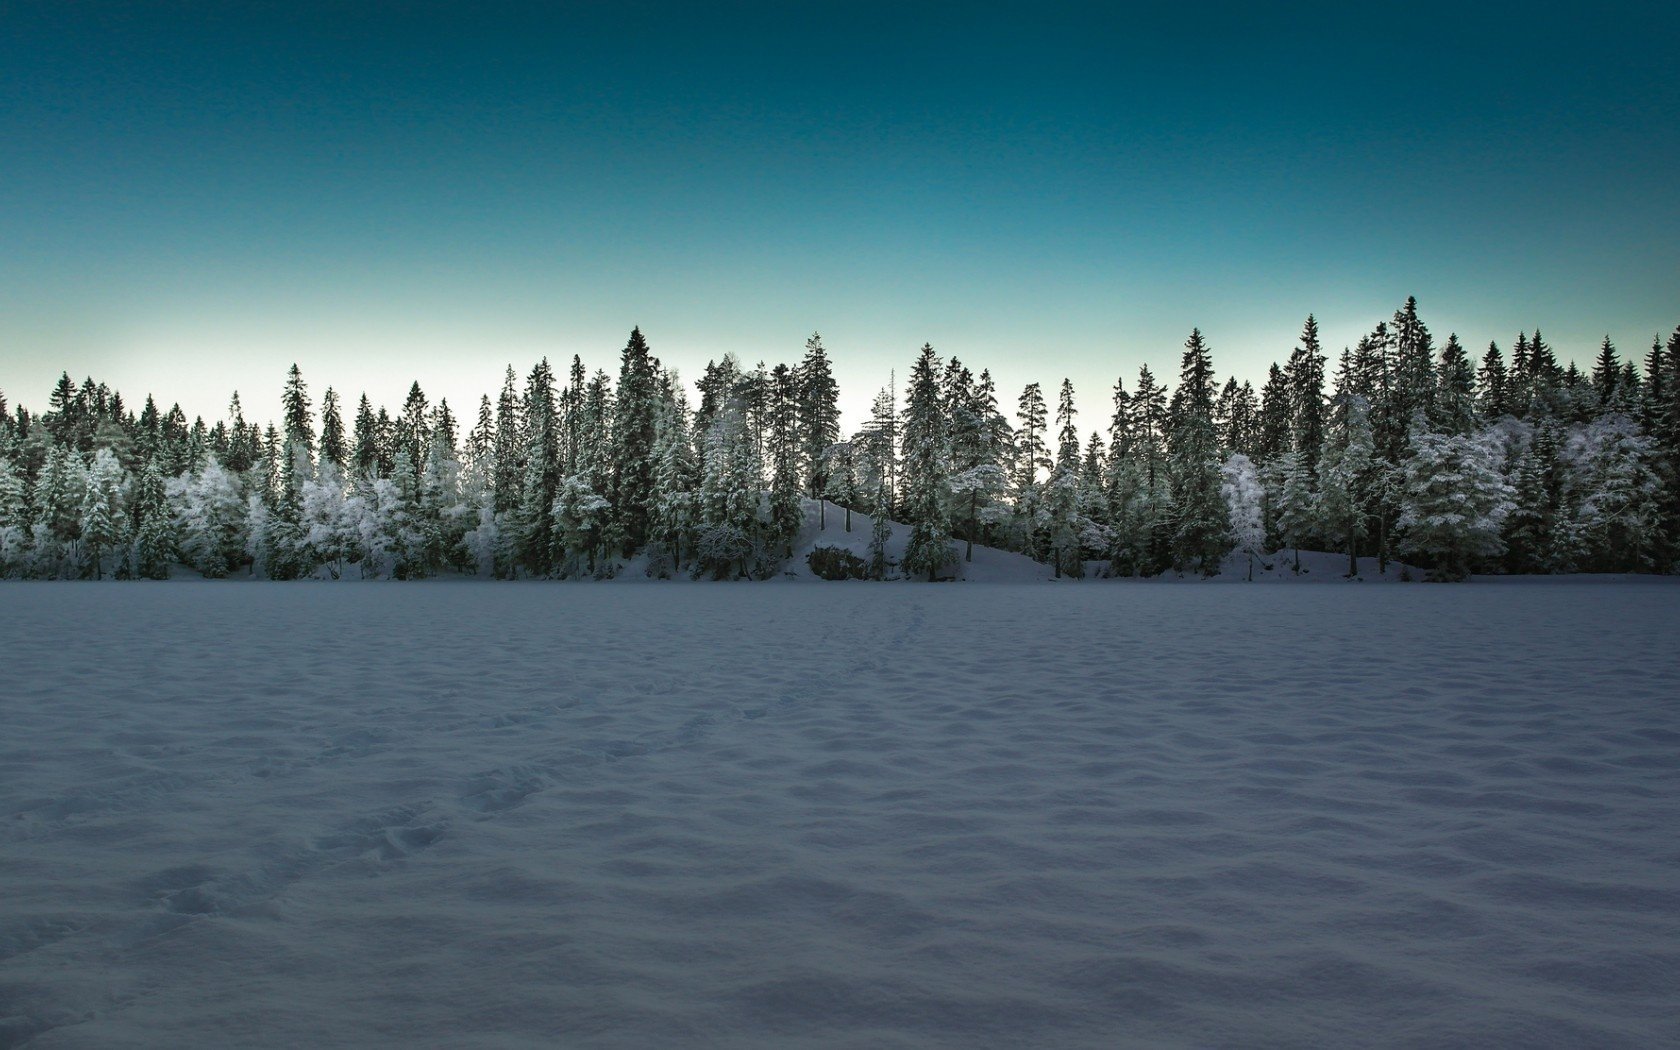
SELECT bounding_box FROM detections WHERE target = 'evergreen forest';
[3,298,1678,583]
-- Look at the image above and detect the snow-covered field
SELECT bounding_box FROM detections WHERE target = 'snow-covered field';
[3,583,1678,1048]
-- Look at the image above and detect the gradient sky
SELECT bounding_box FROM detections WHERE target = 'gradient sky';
[4,1,1678,432]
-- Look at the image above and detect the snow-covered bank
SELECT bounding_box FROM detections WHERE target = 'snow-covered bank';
[4,584,1678,1047]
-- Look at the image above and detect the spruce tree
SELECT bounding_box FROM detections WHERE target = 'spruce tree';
[1433,334,1478,434]
[1220,453,1266,580]
[797,333,841,500]
[1477,341,1509,418]
[1397,430,1514,580]
[611,328,660,552]
[1167,329,1229,573]
[899,345,952,581]
[1316,393,1375,575]
[1256,363,1292,464]
[1286,315,1328,466]
[319,388,347,470]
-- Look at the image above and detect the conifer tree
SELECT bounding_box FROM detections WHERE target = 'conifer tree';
[1433,334,1478,435]
[1477,342,1509,418]
[1167,330,1229,573]
[1316,393,1376,575]
[1590,336,1620,407]
[1220,453,1266,580]
[900,344,951,581]
[611,328,660,552]
[823,441,860,532]
[352,394,380,478]
[652,376,698,569]
[766,362,803,555]
[1272,451,1316,573]
[797,333,841,500]
[318,388,347,471]
[1397,430,1514,579]
[1256,363,1292,464]
[131,456,173,579]
[1286,315,1328,466]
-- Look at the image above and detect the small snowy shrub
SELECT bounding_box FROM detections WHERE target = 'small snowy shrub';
[807,545,868,580]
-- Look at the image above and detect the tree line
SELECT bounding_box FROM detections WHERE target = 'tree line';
[2,299,1678,583]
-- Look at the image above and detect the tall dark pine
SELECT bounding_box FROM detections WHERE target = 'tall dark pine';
[899,344,951,581]
[797,333,841,501]
[492,366,523,513]
[319,388,347,470]
[611,328,660,553]
[352,394,379,477]
[1434,334,1477,434]
[1256,364,1291,465]
[1477,342,1509,418]
[1168,329,1227,573]
[1591,336,1620,406]
[1286,315,1328,468]
[282,364,314,453]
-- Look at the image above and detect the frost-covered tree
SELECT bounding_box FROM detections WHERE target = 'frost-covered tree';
[611,328,659,553]
[130,456,173,579]
[899,345,951,581]
[1565,414,1662,571]
[0,455,29,575]
[1221,453,1266,580]
[1272,450,1316,573]
[867,474,893,580]
[696,402,761,579]
[1316,393,1375,576]
[823,441,860,533]
[552,474,611,577]
[797,333,841,501]
[1168,330,1228,574]
[1397,430,1514,580]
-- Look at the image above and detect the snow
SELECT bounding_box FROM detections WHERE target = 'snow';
[4,582,1679,1048]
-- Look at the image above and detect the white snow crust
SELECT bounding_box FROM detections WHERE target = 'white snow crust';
[3,582,1678,1047]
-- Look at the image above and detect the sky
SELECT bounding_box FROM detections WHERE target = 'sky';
[3,1,1678,433]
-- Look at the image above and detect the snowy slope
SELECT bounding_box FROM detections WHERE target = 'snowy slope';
[781,499,1052,583]
[4,582,1679,1047]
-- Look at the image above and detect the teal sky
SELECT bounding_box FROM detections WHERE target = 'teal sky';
[3,2,1677,431]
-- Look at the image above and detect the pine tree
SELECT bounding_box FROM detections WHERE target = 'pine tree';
[696,401,761,579]
[0,455,28,576]
[868,474,893,579]
[492,366,523,513]
[611,328,660,552]
[1566,414,1662,572]
[282,364,314,453]
[1272,451,1316,573]
[1430,334,1478,434]
[352,394,380,479]
[1220,453,1266,580]
[1590,336,1620,407]
[1167,330,1228,573]
[131,456,173,579]
[319,388,347,471]
[651,376,698,571]
[797,333,841,500]
[78,450,124,580]
[1316,393,1375,576]
[1397,430,1514,580]
[1477,341,1509,418]
[1286,315,1328,466]
[766,362,803,556]
[1256,363,1292,464]
[822,441,860,533]
[900,344,951,580]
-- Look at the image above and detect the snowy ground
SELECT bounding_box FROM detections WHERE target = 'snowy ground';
[3,583,1678,1048]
